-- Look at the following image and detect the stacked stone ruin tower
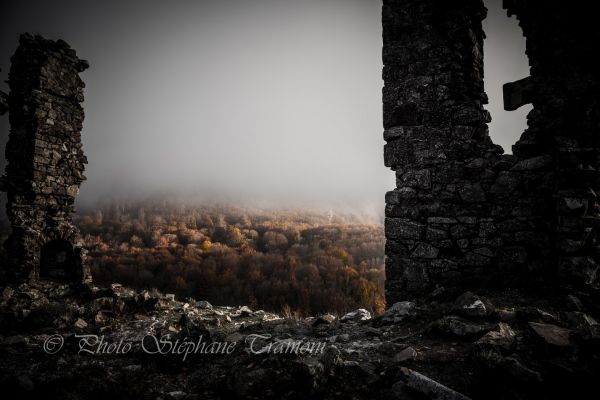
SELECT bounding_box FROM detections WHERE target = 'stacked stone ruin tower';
[0,34,91,284]
[383,0,600,303]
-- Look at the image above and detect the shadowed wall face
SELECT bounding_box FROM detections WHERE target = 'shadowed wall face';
[383,0,600,303]
[506,0,600,289]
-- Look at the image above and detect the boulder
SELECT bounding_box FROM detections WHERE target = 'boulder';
[239,305,253,317]
[515,307,558,324]
[195,300,213,310]
[560,311,599,334]
[452,292,495,318]
[320,345,343,370]
[73,318,88,329]
[431,316,494,339]
[167,391,187,400]
[312,313,336,326]
[395,346,418,363]
[528,322,572,347]
[165,293,176,301]
[1,335,28,346]
[398,367,472,400]
[475,322,516,350]
[341,309,372,322]
[564,295,585,312]
[381,301,416,324]
[501,356,543,383]
[88,297,114,313]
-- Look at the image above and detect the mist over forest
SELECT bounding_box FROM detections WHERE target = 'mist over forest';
[0,0,531,313]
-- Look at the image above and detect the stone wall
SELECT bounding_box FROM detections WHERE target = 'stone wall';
[505,0,600,290]
[383,0,600,303]
[0,34,91,284]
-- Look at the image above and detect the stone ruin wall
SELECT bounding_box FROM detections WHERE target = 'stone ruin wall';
[383,0,600,304]
[0,34,91,283]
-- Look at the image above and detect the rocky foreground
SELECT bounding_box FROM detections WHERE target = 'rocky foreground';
[0,282,599,400]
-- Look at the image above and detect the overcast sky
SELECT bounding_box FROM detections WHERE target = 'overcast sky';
[0,0,530,215]
[483,0,532,153]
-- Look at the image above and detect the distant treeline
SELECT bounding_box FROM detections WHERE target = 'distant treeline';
[70,201,385,316]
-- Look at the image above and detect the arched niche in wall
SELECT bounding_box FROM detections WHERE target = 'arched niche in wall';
[40,239,82,281]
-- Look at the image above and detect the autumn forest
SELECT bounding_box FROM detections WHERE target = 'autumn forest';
[0,201,386,316]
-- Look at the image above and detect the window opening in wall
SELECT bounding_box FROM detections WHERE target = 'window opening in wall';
[482,0,532,154]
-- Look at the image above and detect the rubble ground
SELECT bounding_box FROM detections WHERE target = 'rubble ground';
[1,281,599,400]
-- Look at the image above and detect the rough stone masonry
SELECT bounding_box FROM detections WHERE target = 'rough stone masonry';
[0,34,91,284]
[383,0,600,304]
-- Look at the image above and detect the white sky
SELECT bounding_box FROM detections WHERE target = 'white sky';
[0,0,530,216]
